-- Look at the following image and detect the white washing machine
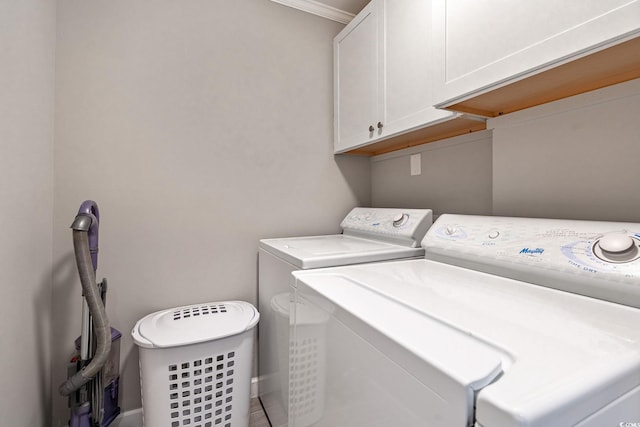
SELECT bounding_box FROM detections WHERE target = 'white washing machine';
[292,214,640,427]
[257,207,434,427]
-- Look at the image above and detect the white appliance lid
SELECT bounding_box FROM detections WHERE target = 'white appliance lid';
[258,207,433,268]
[294,269,504,426]
[259,234,424,269]
[293,259,640,427]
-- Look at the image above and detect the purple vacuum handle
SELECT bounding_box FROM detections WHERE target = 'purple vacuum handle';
[76,200,100,272]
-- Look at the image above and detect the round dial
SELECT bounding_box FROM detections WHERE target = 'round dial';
[393,213,409,227]
[593,232,640,263]
[599,233,634,253]
[445,225,458,236]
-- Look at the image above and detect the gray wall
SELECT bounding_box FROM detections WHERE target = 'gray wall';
[6,1,639,425]
[372,130,493,216]
[491,78,640,222]
[52,1,369,425]
[372,78,640,223]
[0,0,55,425]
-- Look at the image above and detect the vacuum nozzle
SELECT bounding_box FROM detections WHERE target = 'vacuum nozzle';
[70,200,100,271]
[71,214,93,231]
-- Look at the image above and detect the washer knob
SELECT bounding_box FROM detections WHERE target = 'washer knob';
[445,225,458,236]
[598,233,634,254]
[393,213,408,227]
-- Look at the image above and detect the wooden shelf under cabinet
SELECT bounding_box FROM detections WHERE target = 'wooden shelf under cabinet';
[344,115,486,156]
[444,37,640,118]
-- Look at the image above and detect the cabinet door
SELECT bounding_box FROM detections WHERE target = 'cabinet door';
[432,0,640,107]
[334,1,380,153]
[382,0,453,137]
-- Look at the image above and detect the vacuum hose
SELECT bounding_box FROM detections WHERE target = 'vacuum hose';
[59,216,112,397]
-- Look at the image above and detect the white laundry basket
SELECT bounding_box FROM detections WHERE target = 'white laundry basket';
[271,293,329,427]
[132,301,259,427]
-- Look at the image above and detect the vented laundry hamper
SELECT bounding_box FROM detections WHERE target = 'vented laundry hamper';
[132,301,259,427]
[271,293,328,427]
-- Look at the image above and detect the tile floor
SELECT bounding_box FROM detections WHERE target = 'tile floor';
[249,397,270,427]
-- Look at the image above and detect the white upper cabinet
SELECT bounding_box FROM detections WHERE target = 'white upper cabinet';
[384,0,450,139]
[432,0,640,114]
[334,0,458,154]
[334,2,379,152]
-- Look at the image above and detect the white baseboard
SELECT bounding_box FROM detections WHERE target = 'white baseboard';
[251,376,259,398]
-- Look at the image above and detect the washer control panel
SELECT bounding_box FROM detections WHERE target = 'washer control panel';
[423,214,640,308]
[341,207,433,247]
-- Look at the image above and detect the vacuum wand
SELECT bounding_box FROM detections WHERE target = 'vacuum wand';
[59,201,111,396]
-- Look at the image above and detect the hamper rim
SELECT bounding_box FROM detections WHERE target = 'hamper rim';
[131,300,259,349]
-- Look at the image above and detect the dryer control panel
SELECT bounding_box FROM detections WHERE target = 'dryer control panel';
[423,214,640,309]
[341,207,433,248]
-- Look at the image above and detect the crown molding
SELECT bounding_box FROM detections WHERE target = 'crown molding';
[270,0,355,24]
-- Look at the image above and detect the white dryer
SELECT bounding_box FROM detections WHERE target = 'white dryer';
[292,214,640,427]
[257,207,433,427]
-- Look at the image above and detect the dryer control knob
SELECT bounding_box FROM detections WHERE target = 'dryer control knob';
[393,213,409,227]
[445,225,458,236]
[593,232,639,263]
[599,233,634,254]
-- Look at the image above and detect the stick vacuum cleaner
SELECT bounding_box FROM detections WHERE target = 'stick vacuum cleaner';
[59,201,121,427]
